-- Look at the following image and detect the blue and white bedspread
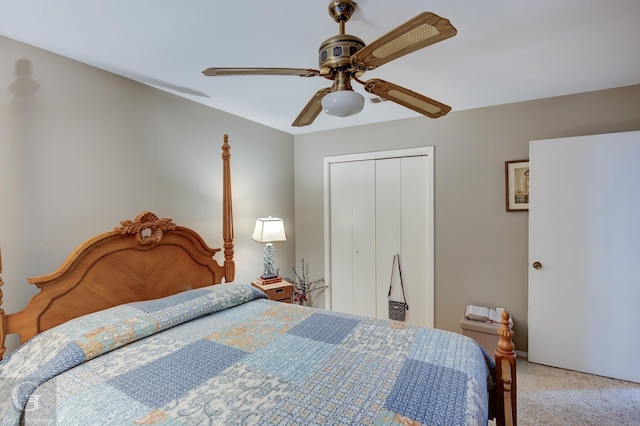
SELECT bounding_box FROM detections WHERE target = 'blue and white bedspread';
[0,283,494,425]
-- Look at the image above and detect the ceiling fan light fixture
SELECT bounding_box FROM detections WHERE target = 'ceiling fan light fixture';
[321,90,365,117]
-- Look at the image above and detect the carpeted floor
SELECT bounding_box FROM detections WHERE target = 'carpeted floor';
[515,357,640,425]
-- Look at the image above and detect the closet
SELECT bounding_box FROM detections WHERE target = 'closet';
[323,147,434,327]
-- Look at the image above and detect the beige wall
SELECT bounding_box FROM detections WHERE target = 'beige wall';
[293,85,640,351]
[0,36,295,353]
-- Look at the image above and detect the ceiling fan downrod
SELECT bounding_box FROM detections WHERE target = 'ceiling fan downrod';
[328,0,357,35]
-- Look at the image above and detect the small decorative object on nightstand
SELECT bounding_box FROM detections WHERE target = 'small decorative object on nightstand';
[251,280,293,303]
[284,258,327,306]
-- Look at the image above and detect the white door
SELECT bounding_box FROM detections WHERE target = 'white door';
[375,156,433,326]
[325,148,434,327]
[528,131,640,383]
[329,160,376,317]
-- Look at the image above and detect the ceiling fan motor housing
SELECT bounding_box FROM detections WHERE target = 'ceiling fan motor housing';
[318,34,365,77]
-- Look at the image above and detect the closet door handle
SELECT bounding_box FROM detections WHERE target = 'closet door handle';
[532,261,542,270]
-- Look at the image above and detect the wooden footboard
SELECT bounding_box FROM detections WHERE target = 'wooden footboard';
[493,310,517,426]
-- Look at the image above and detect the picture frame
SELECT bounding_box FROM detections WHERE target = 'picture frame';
[505,159,529,211]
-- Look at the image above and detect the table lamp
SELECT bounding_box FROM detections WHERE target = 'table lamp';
[252,217,286,279]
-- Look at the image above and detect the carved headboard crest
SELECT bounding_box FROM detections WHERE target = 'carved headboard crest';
[115,211,176,245]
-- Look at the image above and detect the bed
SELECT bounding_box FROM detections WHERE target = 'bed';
[0,135,516,425]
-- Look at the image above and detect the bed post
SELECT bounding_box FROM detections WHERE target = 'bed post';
[0,248,6,360]
[221,134,235,282]
[494,310,517,426]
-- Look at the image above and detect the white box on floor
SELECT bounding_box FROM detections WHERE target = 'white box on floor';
[460,317,501,355]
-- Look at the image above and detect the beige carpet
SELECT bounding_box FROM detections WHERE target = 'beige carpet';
[515,358,640,425]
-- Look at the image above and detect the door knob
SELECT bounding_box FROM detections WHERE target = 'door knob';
[532,261,542,270]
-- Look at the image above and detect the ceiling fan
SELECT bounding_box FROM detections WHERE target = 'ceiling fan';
[202,0,457,127]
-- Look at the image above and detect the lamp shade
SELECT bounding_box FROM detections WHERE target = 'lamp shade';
[321,90,365,117]
[252,217,286,243]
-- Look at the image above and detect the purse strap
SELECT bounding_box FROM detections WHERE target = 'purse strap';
[388,253,408,309]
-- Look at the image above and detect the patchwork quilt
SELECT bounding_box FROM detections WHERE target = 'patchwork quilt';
[0,283,494,425]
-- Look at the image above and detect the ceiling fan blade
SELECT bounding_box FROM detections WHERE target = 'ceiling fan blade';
[352,12,457,71]
[363,79,451,118]
[202,67,320,77]
[292,88,332,127]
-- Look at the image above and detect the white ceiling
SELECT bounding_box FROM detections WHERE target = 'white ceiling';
[2,0,639,135]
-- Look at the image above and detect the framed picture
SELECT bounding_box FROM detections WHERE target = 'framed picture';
[505,160,529,211]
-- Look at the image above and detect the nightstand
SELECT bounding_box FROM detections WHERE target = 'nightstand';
[251,280,293,303]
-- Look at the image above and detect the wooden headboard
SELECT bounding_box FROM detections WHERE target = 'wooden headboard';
[0,135,235,358]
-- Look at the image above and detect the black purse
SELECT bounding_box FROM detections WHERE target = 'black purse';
[388,253,409,321]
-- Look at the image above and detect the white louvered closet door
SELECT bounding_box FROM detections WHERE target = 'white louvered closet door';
[325,148,434,327]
